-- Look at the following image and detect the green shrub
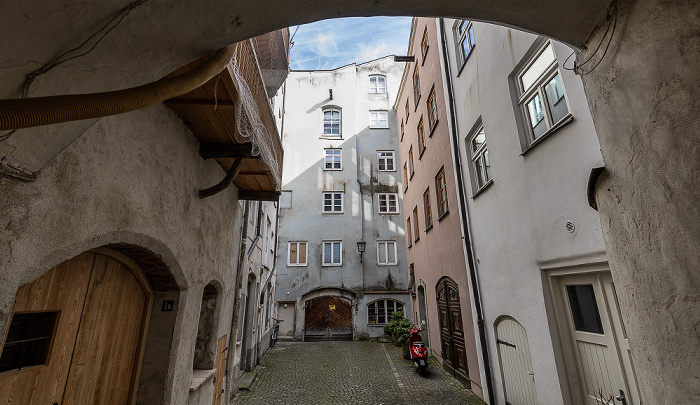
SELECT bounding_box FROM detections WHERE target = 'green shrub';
[385,311,414,343]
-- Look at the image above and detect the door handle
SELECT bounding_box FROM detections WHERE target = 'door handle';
[615,389,627,405]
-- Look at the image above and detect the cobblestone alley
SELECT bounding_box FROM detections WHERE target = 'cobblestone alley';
[233,341,485,404]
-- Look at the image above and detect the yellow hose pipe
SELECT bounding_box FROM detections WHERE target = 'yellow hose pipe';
[0,44,237,131]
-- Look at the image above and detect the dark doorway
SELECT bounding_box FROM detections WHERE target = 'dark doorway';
[304,296,352,341]
[436,277,470,387]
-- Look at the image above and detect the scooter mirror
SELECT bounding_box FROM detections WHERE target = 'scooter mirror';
[420,320,425,326]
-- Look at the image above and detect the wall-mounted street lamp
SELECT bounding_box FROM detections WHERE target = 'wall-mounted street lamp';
[357,240,366,263]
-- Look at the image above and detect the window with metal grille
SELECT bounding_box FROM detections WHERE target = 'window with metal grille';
[368,299,404,324]
[322,192,343,213]
[0,311,58,373]
[377,241,397,265]
[377,151,395,172]
[378,193,398,214]
[288,242,308,266]
[322,241,342,266]
[324,149,342,170]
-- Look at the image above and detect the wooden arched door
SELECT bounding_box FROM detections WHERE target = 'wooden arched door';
[436,277,470,386]
[0,249,153,405]
[304,296,352,341]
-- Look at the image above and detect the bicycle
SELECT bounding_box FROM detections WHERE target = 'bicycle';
[270,318,284,348]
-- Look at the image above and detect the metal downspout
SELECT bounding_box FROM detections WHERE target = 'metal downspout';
[438,18,495,405]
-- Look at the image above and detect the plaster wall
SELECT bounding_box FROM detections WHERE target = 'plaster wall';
[580,1,700,403]
[440,18,606,405]
[275,57,410,339]
[396,18,482,396]
[0,104,244,405]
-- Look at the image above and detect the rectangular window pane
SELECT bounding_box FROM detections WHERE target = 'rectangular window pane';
[388,243,396,264]
[566,284,604,334]
[545,73,569,123]
[290,243,297,264]
[527,93,548,139]
[333,242,341,264]
[378,242,387,264]
[368,303,376,323]
[299,243,307,264]
[520,43,556,92]
[324,243,332,264]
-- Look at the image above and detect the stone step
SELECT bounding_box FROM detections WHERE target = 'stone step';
[238,371,257,391]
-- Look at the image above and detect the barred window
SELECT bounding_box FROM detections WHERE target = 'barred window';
[368,299,404,325]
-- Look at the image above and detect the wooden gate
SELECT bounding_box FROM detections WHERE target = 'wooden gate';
[304,296,352,341]
[436,277,470,386]
[212,335,227,405]
[0,249,153,405]
[496,317,537,405]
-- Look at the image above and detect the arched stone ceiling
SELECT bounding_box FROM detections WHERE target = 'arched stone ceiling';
[0,0,611,174]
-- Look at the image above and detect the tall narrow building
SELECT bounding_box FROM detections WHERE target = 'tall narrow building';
[275,57,410,341]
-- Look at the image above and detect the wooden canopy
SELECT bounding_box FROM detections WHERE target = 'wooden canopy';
[165,39,284,201]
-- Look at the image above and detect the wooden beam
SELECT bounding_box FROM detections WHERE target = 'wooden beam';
[198,158,244,198]
[199,142,255,159]
[165,100,236,109]
[237,190,281,201]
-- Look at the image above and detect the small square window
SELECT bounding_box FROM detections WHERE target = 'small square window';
[322,192,343,213]
[377,151,396,172]
[322,241,342,266]
[378,193,399,214]
[288,242,308,266]
[369,75,387,94]
[324,149,342,170]
[377,241,398,265]
[0,311,58,373]
[370,111,389,128]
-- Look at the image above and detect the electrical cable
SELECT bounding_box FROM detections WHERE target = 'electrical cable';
[563,0,618,76]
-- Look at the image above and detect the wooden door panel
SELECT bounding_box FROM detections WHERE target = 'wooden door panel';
[212,335,227,405]
[436,278,470,385]
[61,253,149,405]
[0,252,95,405]
[304,296,352,340]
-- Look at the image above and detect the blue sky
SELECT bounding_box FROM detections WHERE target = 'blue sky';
[289,17,413,70]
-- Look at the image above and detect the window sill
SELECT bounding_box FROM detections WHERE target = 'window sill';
[425,224,433,233]
[428,120,439,137]
[414,96,421,112]
[322,264,343,267]
[418,148,426,159]
[320,135,343,140]
[410,172,415,180]
[521,114,574,156]
[414,237,420,243]
[378,212,400,215]
[369,126,390,130]
[437,210,450,222]
[287,263,308,267]
[472,179,494,198]
[407,244,412,249]
[377,169,398,173]
[190,369,216,392]
[378,263,398,266]
[321,211,344,215]
[323,168,343,171]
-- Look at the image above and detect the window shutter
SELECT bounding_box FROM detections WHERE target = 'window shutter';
[299,243,307,264]
[333,242,341,264]
[290,243,297,264]
[324,243,331,264]
[378,242,387,264]
[388,243,396,264]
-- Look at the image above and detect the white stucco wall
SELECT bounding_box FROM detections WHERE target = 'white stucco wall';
[275,57,411,339]
[439,19,606,405]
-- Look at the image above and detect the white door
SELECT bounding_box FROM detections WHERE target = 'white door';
[496,318,537,405]
[557,272,639,405]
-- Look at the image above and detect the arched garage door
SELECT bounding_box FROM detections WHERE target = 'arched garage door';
[0,249,153,405]
[304,296,352,341]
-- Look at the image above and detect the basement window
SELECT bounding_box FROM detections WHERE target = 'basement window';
[0,311,58,373]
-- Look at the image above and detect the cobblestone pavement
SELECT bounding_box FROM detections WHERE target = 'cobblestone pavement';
[232,341,485,404]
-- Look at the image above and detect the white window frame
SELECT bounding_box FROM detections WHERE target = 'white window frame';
[377,241,398,265]
[369,110,389,129]
[322,191,344,214]
[322,241,342,266]
[468,124,492,192]
[367,299,404,325]
[369,75,387,94]
[324,149,342,170]
[378,193,399,214]
[456,20,475,63]
[322,108,342,137]
[377,151,396,172]
[516,42,571,145]
[287,241,308,266]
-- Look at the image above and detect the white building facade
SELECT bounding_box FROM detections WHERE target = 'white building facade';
[437,19,641,405]
[275,57,411,340]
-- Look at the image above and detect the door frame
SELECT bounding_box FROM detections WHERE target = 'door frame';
[546,262,633,405]
[435,276,470,387]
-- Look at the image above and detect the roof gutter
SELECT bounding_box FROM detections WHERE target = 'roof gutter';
[438,17,495,404]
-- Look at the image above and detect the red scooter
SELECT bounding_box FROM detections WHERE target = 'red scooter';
[406,325,429,376]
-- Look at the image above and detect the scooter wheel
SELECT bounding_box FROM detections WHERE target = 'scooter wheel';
[419,367,427,377]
